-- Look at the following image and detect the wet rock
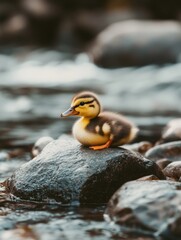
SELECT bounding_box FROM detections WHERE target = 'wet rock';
[5,136,165,204]
[123,141,153,155]
[156,158,172,170]
[145,141,181,162]
[32,136,54,157]
[105,180,181,238]
[168,215,181,237]
[163,161,181,181]
[159,119,181,144]
[89,20,181,68]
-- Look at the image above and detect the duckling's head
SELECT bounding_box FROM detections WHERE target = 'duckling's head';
[61,91,101,119]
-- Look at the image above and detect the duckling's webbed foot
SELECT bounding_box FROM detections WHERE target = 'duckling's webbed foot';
[89,139,112,150]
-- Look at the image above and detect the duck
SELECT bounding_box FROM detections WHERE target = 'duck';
[61,91,138,150]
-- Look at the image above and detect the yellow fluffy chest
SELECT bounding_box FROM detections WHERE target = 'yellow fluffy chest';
[72,118,108,146]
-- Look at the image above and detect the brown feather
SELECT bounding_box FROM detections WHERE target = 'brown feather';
[86,111,134,145]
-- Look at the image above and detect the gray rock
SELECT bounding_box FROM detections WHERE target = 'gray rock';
[32,136,54,157]
[163,161,181,181]
[156,158,172,170]
[89,20,181,68]
[105,180,181,238]
[145,141,181,162]
[159,118,181,144]
[123,141,153,155]
[5,136,165,204]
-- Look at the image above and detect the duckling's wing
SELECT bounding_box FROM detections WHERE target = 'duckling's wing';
[98,112,136,145]
[85,112,135,144]
[85,116,110,136]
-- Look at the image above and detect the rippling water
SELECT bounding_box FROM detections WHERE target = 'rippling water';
[0,48,180,239]
[1,49,180,147]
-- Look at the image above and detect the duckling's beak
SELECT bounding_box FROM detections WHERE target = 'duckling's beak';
[60,107,78,117]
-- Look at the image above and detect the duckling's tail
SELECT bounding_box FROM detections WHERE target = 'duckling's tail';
[129,127,139,142]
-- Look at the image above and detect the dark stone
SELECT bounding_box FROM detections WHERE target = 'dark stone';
[89,20,181,68]
[130,0,181,19]
[5,136,165,204]
[156,158,172,170]
[168,215,181,237]
[105,180,181,237]
[21,0,62,46]
[163,161,181,181]
[145,141,181,162]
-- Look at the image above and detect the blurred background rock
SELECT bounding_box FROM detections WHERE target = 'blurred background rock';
[0,0,181,50]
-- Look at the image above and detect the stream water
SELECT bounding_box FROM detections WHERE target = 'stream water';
[0,48,181,239]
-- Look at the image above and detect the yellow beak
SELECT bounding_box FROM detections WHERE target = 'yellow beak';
[60,107,79,117]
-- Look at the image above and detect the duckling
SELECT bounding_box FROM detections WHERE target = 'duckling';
[61,91,138,150]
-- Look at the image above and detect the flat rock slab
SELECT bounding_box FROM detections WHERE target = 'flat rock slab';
[106,180,181,238]
[5,136,165,204]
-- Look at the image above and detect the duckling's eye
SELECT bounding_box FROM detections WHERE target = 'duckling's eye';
[79,102,85,106]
